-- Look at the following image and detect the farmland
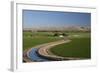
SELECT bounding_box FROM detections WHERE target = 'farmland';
[23,31,90,50]
[23,31,63,50]
[23,31,91,62]
[50,37,91,58]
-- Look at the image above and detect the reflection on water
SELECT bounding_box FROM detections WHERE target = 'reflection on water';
[28,48,50,62]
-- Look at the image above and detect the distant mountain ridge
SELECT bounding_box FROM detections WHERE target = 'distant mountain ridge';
[23,25,90,32]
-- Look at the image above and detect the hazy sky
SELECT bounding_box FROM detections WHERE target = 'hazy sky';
[23,10,91,28]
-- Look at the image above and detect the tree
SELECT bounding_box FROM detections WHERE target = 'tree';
[54,33,59,36]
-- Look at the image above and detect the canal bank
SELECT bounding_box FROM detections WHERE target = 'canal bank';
[26,39,76,62]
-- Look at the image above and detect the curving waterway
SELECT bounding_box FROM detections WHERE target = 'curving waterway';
[26,40,71,62]
[27,48,50,62]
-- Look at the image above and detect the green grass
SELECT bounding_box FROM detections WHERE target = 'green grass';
[67,32,90,38]
[50,37,91,58]
[23,31,91,59]
[23,32,63,50]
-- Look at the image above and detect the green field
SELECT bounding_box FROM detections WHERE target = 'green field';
[50,37,91,58]
[23,32,63,50]
[23,31,91,60]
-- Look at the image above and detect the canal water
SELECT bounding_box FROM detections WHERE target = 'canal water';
[27,48,50,62]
